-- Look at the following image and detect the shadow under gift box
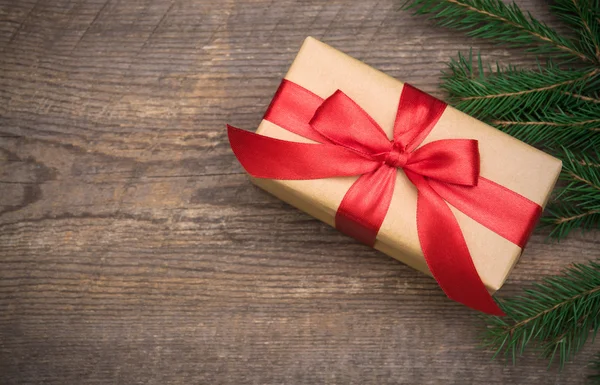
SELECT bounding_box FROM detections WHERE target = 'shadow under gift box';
[249,37,562,294]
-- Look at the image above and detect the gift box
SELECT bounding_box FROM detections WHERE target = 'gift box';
[227,37,562,314]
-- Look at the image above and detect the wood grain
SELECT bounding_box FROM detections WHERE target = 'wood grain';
[1,1,599,384]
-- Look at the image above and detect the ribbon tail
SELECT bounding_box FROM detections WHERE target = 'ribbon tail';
[227,125,380,179]
[335,165,397,247]
[406,171,505,316]
[428,177,542,248]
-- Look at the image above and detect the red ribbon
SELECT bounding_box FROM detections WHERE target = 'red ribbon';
[228,80,542,315]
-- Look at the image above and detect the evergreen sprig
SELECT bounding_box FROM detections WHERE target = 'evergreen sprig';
[492,105,600,150]
[482,260,600,369]
[543,147,600,239]
[551,0,600,63]
[403,0,598,63]
[442,53,599,120]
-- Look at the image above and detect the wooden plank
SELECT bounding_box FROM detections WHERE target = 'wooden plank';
[1,0,598,384]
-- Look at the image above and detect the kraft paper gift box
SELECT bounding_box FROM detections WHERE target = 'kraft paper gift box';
[231,37,562,296]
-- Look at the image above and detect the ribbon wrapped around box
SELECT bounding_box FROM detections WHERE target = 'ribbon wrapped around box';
[227,37,562,315]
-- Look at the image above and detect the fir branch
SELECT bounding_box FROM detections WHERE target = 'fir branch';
[488,108,600,150]
[492,119,600,128]
[554,147,600,205]
[441,51,600,120]
[580,158,600,168]
[402,0,595,63]
[569,169,600,191]
[551,0,600,63]
[554,210,599,225]
[562,91,600,104]
[543,148,600,238]
[544,205,600,239]
[453,68,597,101]
[483,260,600,368]
[458,75,589,100]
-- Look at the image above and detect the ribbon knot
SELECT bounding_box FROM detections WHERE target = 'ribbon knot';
[227,79,542,316]
[384,143,408,168]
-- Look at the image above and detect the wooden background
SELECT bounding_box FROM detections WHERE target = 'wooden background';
[1,0,599,384]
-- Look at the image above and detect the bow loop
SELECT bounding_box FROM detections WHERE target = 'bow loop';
[405,139,480,186]
[393,84,448,152]
[309,90,391,156]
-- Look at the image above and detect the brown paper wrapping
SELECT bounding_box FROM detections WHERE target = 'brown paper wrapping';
[251,37,562,292]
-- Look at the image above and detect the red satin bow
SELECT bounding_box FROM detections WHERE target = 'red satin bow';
[228,80,542,315]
